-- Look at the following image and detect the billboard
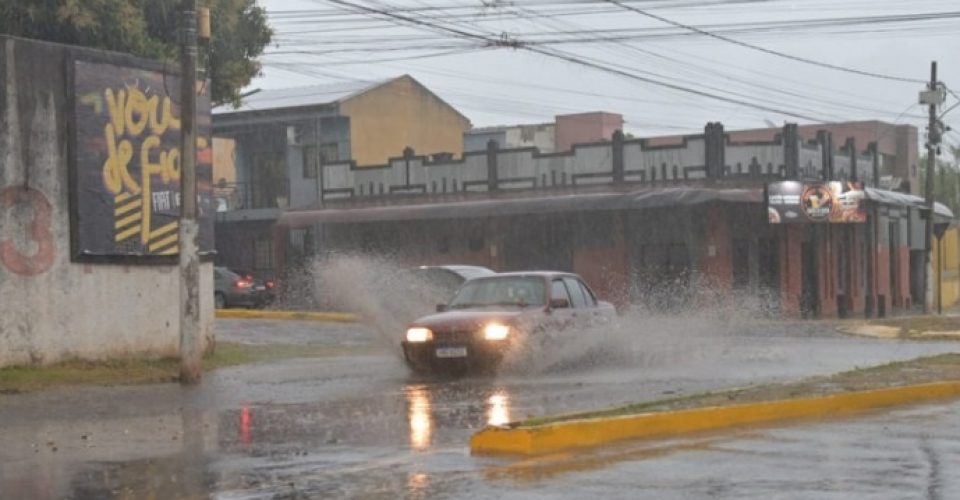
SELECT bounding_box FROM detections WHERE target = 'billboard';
[72,60,215,259]
[767,181,867,224]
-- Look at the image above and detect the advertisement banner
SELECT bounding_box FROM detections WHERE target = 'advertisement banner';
[73,60,214,259]
[767,181,867,224]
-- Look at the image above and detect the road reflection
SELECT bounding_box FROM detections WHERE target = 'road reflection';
[487,390,511,427]
[405,384,514,451]
[406,385,433,450]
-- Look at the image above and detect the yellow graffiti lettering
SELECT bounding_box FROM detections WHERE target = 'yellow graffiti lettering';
[104,88,126,137]
[150,96,181,134]
[124,86,149,136]
[139,136,181,244]
[101,123,138,195]
[100,82,189,247]
[161,148,181,183]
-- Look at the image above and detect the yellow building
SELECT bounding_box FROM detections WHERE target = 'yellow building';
[211,75,471,275]
[339,75,470,167]
[933,225,960,310]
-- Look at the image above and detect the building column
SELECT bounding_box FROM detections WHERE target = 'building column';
[701,204,733,292]
[779,225,802,317]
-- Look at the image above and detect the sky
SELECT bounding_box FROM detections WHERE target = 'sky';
[249,0,960,151]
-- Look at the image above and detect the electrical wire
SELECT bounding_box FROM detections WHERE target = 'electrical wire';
[600,0,928,84]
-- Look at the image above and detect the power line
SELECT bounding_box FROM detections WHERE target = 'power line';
[600,0,928,84]
[315,0,916,122]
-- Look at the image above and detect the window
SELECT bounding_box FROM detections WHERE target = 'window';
[551,279,571,307]
[303,143,340,179]
[303,145,318,179]
[254,237,274,272]
[578,280,598,307]
[449,277,545,309]
[563,277,587,308]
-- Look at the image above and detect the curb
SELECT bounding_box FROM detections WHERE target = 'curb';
[215,309,358,323]
[470,381,960,456]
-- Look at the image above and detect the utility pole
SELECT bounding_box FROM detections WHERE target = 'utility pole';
[921,61,945,314]
[179,0,202,384]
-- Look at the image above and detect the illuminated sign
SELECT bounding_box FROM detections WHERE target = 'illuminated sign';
[768,181,866,224]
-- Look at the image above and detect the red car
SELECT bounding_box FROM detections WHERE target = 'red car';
[401,271,615,374]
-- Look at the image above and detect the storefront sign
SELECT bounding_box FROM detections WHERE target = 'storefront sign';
[72,60,215,259]
[767,181,866,224]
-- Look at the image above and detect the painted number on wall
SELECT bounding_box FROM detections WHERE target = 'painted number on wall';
[0,186,55,275]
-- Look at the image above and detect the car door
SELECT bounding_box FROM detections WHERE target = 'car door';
[549,278,576,330]
[562,276,592,326]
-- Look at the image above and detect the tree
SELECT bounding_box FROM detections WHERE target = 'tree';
[0,0,272,107]
[919,151,960,218]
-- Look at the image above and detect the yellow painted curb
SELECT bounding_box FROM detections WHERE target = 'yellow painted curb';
[215,309,358,323]
[470,381,960,456]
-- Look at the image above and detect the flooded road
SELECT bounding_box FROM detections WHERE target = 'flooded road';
[0,318,957,499]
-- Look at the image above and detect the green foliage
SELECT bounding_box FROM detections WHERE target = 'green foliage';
[919,148,960,217]
[0,0,272,107]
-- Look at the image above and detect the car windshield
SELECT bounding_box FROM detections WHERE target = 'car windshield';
[448,276,545,309]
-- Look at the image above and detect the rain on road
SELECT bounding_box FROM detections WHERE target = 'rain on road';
[0,317,956,499]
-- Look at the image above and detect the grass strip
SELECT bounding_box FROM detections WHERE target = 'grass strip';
[521,352,960,428]
[0,342,369,394]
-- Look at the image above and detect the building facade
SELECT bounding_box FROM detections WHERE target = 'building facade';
[212,75,471,277]
[275,122,952,318]
[464,112,625,155]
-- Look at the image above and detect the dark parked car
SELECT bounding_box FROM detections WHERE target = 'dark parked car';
[214,267,274,309]
[401,271,615,374]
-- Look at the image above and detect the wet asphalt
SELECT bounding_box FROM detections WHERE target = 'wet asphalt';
[0,317,957,499]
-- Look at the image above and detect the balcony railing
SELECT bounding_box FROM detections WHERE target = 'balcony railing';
[215,181,290,212]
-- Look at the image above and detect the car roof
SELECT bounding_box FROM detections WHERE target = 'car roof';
[481,271,580,279]
[417,265,493,272]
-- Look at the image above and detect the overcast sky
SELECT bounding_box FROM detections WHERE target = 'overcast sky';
[250,0,960,149]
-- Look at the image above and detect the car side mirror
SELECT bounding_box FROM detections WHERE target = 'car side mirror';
[550,298,570,309]
[436,304,448,313]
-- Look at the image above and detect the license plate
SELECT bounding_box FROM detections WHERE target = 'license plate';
[435,347,467,358]
[255,286,266,291]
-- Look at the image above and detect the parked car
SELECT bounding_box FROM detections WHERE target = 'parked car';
[411,265,495,302]
[400,271,615,374]
[214,267,274,309]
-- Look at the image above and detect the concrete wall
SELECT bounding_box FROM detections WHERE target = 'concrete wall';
[0,37,213,367]
[339,75,471,166]
[319,129,822,197]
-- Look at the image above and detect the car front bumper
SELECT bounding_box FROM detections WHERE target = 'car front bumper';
[401,340,508,372]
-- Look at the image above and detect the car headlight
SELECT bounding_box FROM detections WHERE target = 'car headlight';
[406,327,433,343]
[484,323,510,341]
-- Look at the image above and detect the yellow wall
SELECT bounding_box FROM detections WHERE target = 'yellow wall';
[213,137,237,185]
[934,225,960,309]
[339,76,470,167]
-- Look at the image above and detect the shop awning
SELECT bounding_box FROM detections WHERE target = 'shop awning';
[865,187,954,219]
[278,187,763,228]
[276,185,953,228]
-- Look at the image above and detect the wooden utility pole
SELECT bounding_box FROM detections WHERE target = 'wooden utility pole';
[179,0,202,384]
[921,61,944,315]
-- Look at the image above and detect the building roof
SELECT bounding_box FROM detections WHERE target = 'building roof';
[213,74,471,126]
[213,79,386,115]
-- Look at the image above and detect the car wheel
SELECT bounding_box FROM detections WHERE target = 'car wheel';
[215,292,226,309]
